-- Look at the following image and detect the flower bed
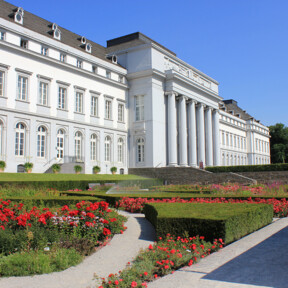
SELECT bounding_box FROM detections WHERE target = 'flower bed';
[116,196,288,217]
[98,234,223,288]
[0,199,126,276]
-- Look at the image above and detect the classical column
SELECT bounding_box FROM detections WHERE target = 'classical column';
[212,109,221,166]
[166,91,178,166]
[178,96,188,166]
[196,103,205,166]
[187,99,197,167]
[205,107,213,166]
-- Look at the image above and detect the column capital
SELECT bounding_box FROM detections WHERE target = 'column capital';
[205,106,213,112]
[187,99,197,105]
[196,102,206,108]
[176,95,188,101]
[165,91,178,97]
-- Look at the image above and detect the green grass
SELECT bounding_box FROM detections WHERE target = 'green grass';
[0,173,145,181]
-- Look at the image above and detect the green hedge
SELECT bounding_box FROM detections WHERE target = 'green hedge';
[144,202,273,244]
[1,196,104,208]
[205,163,288,173]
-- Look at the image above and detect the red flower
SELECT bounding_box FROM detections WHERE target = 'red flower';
[131,281,138,287]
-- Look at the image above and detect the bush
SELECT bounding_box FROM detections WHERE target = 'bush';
[51,164,61,173]
[110,166,117,174]
[0,161,6,170]
[205,163,288,173]
[93,165,101,174]
[24,162,33,172]
[74,165,82,174]
[144,202,273,244]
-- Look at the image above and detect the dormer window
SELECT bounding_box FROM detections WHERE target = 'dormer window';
[76,59,82,69]
[14,7,24,25]
[81,36,86,45]
[86,43,92,53]
[20,39,28,49]
[51,23,61,40]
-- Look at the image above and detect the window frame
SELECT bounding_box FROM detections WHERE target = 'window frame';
[135,95,144,121]
[105,98,112,120]
[0,31,5,41]
[104,135,112,162]
[20,39,28,49]
[136,137,145,163]
[56,129,65,159]
[58,85,67,110]
[118,102,125,122]
[0,67,7,98]
[17,74,29,101]
[37,76,51,106]
[37,126,47,158]
[74,131,83,161]
[60,53,66,63]
[75,90,84,114]
[41,46,48,56]
[76,59,83,69]
[90,94,99,117]
[117,137,124,163]
[15,122,26,157]
[90,133,98,161]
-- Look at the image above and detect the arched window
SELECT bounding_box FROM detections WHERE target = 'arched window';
[104,136,111,162]
[137,138,145,163]
[118,138,124,163]
[57,129,65,159]
[37,126,46,158]
[90,134,97,161]
[15,122,25,156]
[75,131,83,161]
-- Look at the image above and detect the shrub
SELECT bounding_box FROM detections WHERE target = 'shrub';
[110,166,117,174]
[74,165,82,174]
[144,202,273,244]
[93,165,101,174]
[51,164,61,173]
[0,161,6,170]
[24,162,33,173]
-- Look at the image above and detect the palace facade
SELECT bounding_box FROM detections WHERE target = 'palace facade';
[0,0,270,173]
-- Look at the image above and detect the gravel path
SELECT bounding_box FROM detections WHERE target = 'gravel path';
[0,211,156,288]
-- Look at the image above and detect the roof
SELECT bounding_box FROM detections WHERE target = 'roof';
[0,0,118,65]
[220,99,254,121]
[107,32,177,56]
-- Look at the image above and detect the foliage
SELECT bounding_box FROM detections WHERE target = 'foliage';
[93,166,101,173]
[51,164,61,173]
[0,161,6,169]
[74,165,82,173]
[110,167,117,173]
[269,123,288,163]
[205,163,288,173]
[98,234,223,288]
[24,162,33,172]
[143,203,273,244]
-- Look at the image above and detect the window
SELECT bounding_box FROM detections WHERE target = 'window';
[106,71,111,79]
[20,39,28,49]
[91,95,98,116]
[75,132,83,161]
[17,75,28,101]
[60,53,66,62]
[118,138,124,163]
[119,75,124,83]
[37,126,46,158]
[15,123,25,156]
[105,99,112,120]
[104,136,111,162]
[39,81,48,106]
[41,46,48,56]
[118,103,124,122]
[56,129,64,159]
[137,138,145,163]
[92,66,97,74]
[135,95,144,121]
[58,87,67,110]
[90,134,97,161]
[75,91,83,113]
[0,71,4,97]
[0,31,5,41]
[76,59,82,68]
[222,132,225,145]
[226,133,229,146]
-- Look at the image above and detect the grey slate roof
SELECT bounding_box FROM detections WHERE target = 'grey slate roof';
[220,99,254,121]
[0,0,117,65]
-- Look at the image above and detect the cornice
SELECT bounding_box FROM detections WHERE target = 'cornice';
[126,69,166,81]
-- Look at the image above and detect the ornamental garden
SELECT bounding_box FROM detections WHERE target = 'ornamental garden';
[0,170,287,287]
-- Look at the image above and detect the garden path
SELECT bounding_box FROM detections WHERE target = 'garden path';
[148,217,288,288]
[0,211,156,288]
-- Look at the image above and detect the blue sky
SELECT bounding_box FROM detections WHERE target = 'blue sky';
[8,0,288,127]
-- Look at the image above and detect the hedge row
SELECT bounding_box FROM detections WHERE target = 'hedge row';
[205,163,288,173]
[143,202,273,244]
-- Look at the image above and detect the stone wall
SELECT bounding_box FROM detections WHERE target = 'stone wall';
[238,171,288,184]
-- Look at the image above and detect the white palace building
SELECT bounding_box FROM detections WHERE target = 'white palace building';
[0,1,271,173]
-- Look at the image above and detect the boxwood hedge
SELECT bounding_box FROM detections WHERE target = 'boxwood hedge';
[144,202,273,244]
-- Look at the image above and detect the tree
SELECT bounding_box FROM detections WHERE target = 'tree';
[269,123,288,163]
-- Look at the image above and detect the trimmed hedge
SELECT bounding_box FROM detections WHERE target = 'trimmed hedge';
[205,163,288,173]
[144,202,273,244]
[0,196,104,207]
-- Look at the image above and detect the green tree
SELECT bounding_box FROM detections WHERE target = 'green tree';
[269,123,288,163]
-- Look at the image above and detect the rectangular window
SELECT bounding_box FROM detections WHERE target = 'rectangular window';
[17,75,28,101]
[118,103,124,122]
[75,91,83,113]
[58,87,67,110]
[106,71,111,79]
[41,46,48,56]
[135,95,144,121]
[20,39,28,49]
[60,53,66,62]
[76,59,82,68]
[91,95,98,116]
[0,31,5,41]
[92,66,97,73]
[0,71,4,97]
[39,81,48,106]
[105,99,112,120]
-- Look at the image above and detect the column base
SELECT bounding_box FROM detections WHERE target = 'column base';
[179,164,188,167]
[168,163,178,167]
